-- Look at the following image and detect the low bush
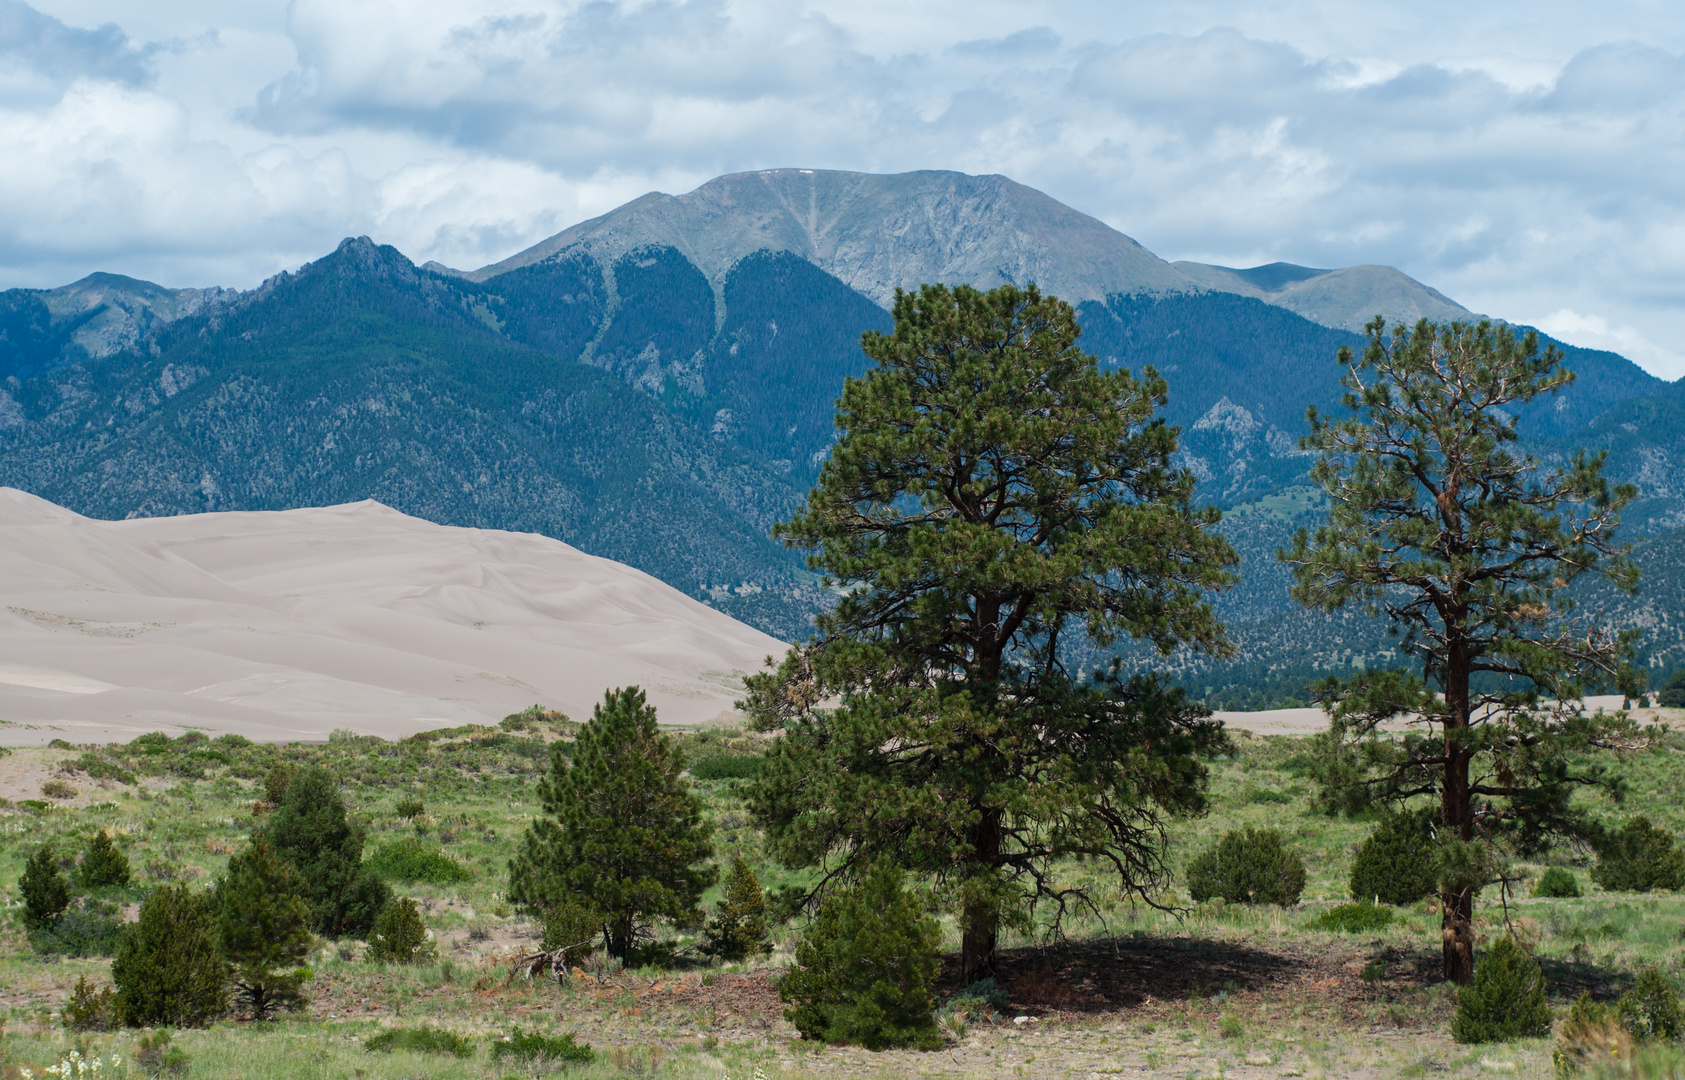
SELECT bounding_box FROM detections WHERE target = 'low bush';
[779,859,943,1050]
[367,897,436,964]
[1535,867,1583,899]
[1311,901,1394,933]
[1453,937,1552,1044]
[539,896,603,959]
[32,898,126,957]
[1350,809,1439,906]
[1187,826,1308,906]
[263,763,297,805]
[490,1029,594,1066]
[135,1029,190,1076]
[394,796,425,820]
[63,975,120,1032]
[1617,967,1684,1044]
[1556,993,1631,1076]
[1594,817,1685,892]
[1556,971,1682,1075]
[364,1026,475,1057]
[41,778,78,800]
[366,839,471,884]
[947,978,1011,1017]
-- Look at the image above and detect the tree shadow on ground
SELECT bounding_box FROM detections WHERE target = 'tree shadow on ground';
[947,934,1312,1014]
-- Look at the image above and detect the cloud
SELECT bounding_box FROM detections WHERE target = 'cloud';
[0,0,1683,377]
[0,0,152,104]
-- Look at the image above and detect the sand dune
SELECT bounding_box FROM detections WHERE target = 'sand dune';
[0,489,787,745]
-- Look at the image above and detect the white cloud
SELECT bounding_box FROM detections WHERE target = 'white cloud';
[3,0,1685,379]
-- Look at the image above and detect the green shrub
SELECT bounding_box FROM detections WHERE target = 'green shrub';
[1657,670,1685,709]
[393,796,425,820]
[135,1029,190,1076]
[32,897,126,957]
[262,762,297,805]
[1311,901,1394,933]
[1535,867,1582,899]
[79,829,131,889]
[214,840,314,1019]
[364,1026,475,1057]
[19,845,72,929]
[367,897,436,964]
[42,778,78,800]
[947,978,1011,1016]
[701,856,772,961]
[63,975,119,1032]
[113,884,229,1028]
[490,1029,594,1066]
[1350,809,1438,905]
[779,860,943,1050]
[538,896,603,959]
[366,839,471,884]
[262,766,391,937]
[1186,826,1308,906]
[1594,817,1685,892]
[1618,967,1684,1044]
[1453,937,1552,1044]
[1555,993,1629,1076]
[689,751,763,781]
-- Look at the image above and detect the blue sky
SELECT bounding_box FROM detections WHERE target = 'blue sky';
[4,0,1684,377]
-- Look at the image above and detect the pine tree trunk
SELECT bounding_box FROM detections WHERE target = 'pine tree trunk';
[1441,636,1476,984]
[1441,884,1475,984]
[960,807,1003,983]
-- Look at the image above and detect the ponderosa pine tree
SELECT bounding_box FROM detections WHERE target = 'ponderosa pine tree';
[214,840,313,1019]
[1284,318,1646,983]
[262,766,391,938]
[744,283,1236,980]
[508,687,715,959]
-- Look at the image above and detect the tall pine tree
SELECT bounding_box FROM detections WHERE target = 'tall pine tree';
[508,686,715,959]
[744,283,1235,979]
[1285,317,1645,983]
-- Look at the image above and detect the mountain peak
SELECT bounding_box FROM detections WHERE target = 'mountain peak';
[469,167,1190,305]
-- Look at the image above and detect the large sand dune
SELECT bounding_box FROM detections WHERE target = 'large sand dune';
[0,489,787,745]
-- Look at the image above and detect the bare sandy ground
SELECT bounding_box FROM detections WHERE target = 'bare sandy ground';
[1217,694,1662,735]
[0,489,786,745]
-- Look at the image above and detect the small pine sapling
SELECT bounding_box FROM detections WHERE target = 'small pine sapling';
[702,856,773,961]
[1534,867,1582,899]
[779,860,943,1050]
[1349,809,1437,905]
[19,845,72,929]
[1453,937,1552,1044]
[215,840,314,1019]
[367,897,436,964]
[79,830,131,889]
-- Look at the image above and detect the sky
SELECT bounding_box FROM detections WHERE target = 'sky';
[3,1,1684,378]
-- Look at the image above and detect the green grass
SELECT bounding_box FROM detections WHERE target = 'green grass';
[4,718,1685,1077]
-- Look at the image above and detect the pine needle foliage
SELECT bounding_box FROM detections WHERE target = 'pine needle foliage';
[508,686,715,959]
[19,844,71,929]
[779,860,943,1051]
[1593,816,1685,892]
[744,283,1237,979]
[78,830,131,889]
[1285,318,1647,982]
[1350,808,1439,905]
[1185,826,1307,906]
[213,840,313,1019]
[366,896,436,964]
[702,856,773,961]
[112,884,229,1028]
[261,766,391,938]
[1452,936,1552,1044]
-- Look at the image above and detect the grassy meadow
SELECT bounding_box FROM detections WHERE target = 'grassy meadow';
[3,710,1685,1080]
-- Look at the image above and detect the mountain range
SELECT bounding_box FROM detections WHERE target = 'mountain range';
[3,168,1681,695]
